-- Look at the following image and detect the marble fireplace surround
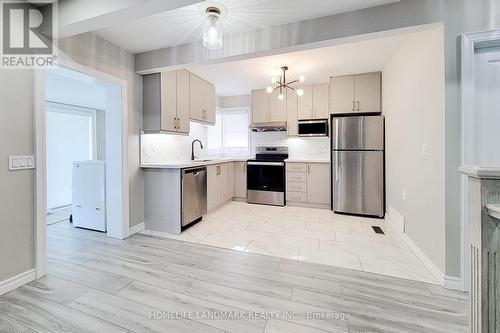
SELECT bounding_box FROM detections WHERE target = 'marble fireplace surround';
[459,166,500,333]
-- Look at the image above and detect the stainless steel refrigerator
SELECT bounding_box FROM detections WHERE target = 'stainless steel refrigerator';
[331,115,385,217]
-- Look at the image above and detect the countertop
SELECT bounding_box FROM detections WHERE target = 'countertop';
[285,158,330,164]
[141,157,251,169]
[459,166,500,179]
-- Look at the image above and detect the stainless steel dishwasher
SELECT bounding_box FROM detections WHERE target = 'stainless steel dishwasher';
[181,166,207,228]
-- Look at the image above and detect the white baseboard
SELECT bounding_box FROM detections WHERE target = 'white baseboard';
[444,275,465,291]
[128,222,145,237]
[0,269,36,295]
[385,209,445,287]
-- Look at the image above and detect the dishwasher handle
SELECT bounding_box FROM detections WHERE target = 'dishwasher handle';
[182,167,206,175]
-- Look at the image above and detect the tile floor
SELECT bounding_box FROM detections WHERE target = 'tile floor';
[143,201,438,284]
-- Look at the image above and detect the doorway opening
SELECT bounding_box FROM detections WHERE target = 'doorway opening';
[35,61,129,278]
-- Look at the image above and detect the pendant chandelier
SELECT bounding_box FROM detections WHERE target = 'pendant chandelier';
[267,66,305,100]
[202,6,223,50]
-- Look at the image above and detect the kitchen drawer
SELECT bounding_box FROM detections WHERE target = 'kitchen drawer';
[287,191,307,202]
[286,172,307,182]
[287,181,306,192]
[286,163,307,173]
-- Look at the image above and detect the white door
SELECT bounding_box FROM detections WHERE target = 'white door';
[297,85,313,120]
[331,75,355,114]
[270,89,287,121]
[160,71,177,131]
[355,72,381,113]
[207,164,218,211]
[286,91,298,136]
[307,163,330,205]
[176,70,190,133]
[233,162,247,198]
[252,89,269,122]
[313,83,330,119]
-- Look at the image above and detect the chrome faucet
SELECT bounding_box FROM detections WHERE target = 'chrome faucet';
[191,139,204,160]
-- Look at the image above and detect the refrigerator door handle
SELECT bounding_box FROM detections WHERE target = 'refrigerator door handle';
[335,119,339,150]
[335,151,340,183]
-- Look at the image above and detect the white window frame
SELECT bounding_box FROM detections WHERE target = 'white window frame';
[45,101,98,160]
[207,106,251,156]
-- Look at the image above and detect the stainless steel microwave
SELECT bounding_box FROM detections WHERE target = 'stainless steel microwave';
[298,119,329,137]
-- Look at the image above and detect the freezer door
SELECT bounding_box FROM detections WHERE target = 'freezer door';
[332,116,384,150]
[333,151,384,217]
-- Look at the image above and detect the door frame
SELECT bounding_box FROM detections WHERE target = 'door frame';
[459,29,500,292]
[34,56,130,279]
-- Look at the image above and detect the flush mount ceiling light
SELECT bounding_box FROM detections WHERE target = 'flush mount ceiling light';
[267,66,305,100]
[202,6,223,50]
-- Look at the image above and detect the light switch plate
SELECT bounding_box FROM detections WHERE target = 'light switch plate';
[9,156,35,171]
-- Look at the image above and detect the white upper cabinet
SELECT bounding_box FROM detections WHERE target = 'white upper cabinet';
[252,89,269,122]
[143,70,190,134]
[252,89,287,122]
[286,90,298,136]
[175,70,190,133]
[160,71,177,132]
[313,83,330,119]
[331,72,381,114]
[354,72,381,113]
[297,85,313,120]
[297,84,329,120]
[189,73,216,125]
[270,89,287,121]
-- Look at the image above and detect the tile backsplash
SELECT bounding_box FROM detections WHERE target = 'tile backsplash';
[141,122,330,164]
[251,132,330,160]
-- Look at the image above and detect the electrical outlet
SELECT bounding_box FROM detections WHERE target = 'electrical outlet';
[9,156,35,171]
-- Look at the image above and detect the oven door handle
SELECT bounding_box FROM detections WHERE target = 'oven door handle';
[247,161,284,166]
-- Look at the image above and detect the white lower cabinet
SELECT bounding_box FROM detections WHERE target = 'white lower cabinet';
[207,162,241,212]
[286,162,330,206]
[233,162,247,198]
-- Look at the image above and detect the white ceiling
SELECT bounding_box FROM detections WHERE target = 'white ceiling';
[187,33,408,96]
[96,0,400,53]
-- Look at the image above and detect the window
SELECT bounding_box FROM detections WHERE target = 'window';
[207,107,249,155]
[45,102,97,210]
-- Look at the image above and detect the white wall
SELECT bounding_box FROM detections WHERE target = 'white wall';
[382,27,446,274]
[45,71,106,110]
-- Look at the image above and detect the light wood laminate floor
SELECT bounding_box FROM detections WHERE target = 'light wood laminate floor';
[0,221,468,332]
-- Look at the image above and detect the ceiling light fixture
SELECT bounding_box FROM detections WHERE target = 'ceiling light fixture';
[203,6,223,50]
[267,66,305,99]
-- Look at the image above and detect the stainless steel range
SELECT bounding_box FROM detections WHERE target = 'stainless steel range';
[247,146,288,206]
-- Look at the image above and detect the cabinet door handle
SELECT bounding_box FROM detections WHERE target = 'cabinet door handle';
[174,117,177,129]
[307,165,310,174]
[356,101,360,111]
[352,101,355,111]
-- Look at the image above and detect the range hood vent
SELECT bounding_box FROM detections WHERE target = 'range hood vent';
[250,121,287,132]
